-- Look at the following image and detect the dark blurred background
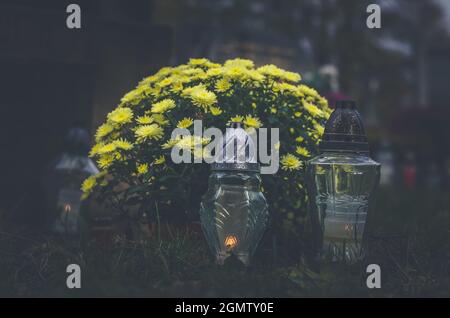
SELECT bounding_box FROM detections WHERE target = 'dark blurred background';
[0,0,449,297]
[1,0,450,219]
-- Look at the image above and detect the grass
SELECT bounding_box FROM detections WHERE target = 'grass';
[0,187,448,298]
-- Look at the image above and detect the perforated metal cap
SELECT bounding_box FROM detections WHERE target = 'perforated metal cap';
[212,122,260,172]
[319,100,369,154]
[65,127,90,155]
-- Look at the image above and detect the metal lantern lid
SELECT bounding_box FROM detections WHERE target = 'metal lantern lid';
[212,122,260,172]
[65,127,91,156]
[319,100,370,154]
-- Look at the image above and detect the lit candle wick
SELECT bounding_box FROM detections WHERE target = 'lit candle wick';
[224,235,238,250]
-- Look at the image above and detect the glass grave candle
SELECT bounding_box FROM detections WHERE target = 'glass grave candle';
[306,101,380,263]
[199,122,269,266]
[43,127,98,236]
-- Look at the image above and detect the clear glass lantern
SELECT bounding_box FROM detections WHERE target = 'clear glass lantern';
[43,127,99,236]
[200,123,269,266]
[306,101,380,263]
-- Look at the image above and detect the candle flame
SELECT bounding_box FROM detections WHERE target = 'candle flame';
[224,235,238,250]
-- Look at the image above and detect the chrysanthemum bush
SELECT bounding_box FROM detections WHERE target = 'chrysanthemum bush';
[82,58,331,234]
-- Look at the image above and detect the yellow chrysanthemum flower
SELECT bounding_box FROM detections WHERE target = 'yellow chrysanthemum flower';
[192,71,209,81]
[151,99,176,114]
[136,116,153,124]
[296,136,305,143]
[295,146,311,158]
[281,154,302,171]
[114,138,134,151]
[150,114,169,126]
[314,123,325,136]
[135,124,164,142]
[181,68,205,78]
[81,176,96,194]
[283,71,301,83]
[318,97,330,109]
[120,86,148,106]
[155,66,172,78]
[257,64,285,78]
[182,84,205,97]
[89,143,103,157]
[177,118,194,129]
[171,81,184,93]
[97,154,115,169]
[139,74,159,85]
[223,66,246,79]
[215,78,231,93]
[98,142,117,155]
[303,101,324,118]
[224,58,254,69]
[274,82,298,93]
[206,67,223,77]
[257,64,301,83]
[84,58,330,225]
[150,86,161,97]
[189,88,217,108]
[96,171,108,187]
[157,77,173,88]
[246,70,265,82]
[95,123,114,141]
[154,155,165,165]
[210,106,223,116]
[244,115,262,128]
[137,163,149,175]
[162,138,180,149]
[230,115,244,123]
[189,58,210,66]
[114,152,126,161]
[298,85,320,99]
[205,61,221,68]
[107,107,133,125]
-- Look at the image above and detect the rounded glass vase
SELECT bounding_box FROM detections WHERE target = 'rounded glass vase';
[199,169,269,266]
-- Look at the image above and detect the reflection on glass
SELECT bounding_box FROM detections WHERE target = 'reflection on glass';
[307,154,380,262]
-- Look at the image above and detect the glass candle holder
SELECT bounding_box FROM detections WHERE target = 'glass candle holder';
[43,127,98,236]
[306,101,380,263]
[200,169,268,266]
[199,122,268,266]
